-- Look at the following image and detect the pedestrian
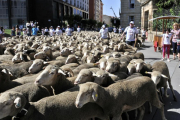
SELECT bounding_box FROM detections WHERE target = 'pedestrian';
[65,25,72,36]
[113,27,117,33]
[41,27,45,36]
[55,26,63,36]
[119,27,122,34]
[16,25,21,36]
[77,26,81,33]
[0,27,2,43]
[146,29,148,41]
[30,21,34,27]
[26,23,32,36]
[22,28,27,36]
[137,27,140,34]
[49,26,55,36]
[32,25,38,36]
[171,23,180,60]
[44,27,49,36]
[161,29,172,62]
[120,21,138,47]
[11,26,16,36]
[99,25,110,39]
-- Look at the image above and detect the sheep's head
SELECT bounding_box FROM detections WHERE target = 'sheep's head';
[65,55,78,64]
[134,59,145,72]
[93,70,108,85]
[98,58,107,70]
[12,52,24,63]
[127,63,136,75]
[74,69,93,85]
[34,65,66,86]
[29,59,49,74]
[75,82,99,108]
[0,91,26,119]
[60,48,71,56]
[145,71,168,85]
[34,52,47,60]
[106,58,120,73]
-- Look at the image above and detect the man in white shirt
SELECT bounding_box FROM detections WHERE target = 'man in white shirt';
[0,29,2,43]
[120,21,138,47]
[113,27,117,33]
[99,25,109,39]
[77,26,81,33]
[56,26,63,36]
[65,25,72,36]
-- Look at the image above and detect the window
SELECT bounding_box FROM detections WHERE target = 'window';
[130,0,134,8]
[129,16,134,23]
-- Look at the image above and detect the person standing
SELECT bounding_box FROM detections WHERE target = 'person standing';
[77,26,81,33]
[44,27,49,36]
[113,27,117,33]
[22,28,27,36]
[120,21,138,47]
[16,25,21,35]
[56,26,63,36]
[65,25,72,36]
[161,29,172,62]
[41,28,45,36]
[49,26,55,36]
[99,25,109,39]
[171,23,180,60]
[32,25,38,36]
[0,28,2,43]
[26,24,32,36]
[11,27,16,36]
[119,27,122,34]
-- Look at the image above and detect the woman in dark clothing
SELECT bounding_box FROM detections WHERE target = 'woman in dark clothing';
[16,25,21,35]
[11,27,16,36]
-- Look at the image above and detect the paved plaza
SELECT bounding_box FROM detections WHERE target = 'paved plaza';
[137,41,180,120]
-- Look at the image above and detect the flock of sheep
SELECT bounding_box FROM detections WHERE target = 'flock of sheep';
[0,31,177,120]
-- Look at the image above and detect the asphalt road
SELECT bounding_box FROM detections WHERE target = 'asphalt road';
[136,41,180,120]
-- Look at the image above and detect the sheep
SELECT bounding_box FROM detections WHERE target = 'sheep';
[129,52,144,61]
[34,51,48,60]
[72,63,98,76]
[12,52,29,63]
[4,47,15,56]
[23,49,36,60]
[75,77,167,120]
[145,61,177,101]
[1,61,33,79]
[34,65,75,95]
[106,58,128,73]
[0,88,109,120]
[65,55,79,64]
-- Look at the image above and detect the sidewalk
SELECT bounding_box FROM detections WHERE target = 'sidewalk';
[137,41,180,120]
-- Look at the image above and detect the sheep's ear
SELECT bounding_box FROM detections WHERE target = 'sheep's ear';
[43,61,50,66]
[161,74,169,79]
[145,71,152,75]
[92,90,98,101]
[14,97,21,108]
[58,69,66,76]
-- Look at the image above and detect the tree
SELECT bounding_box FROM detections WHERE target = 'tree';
[63,15,74,26]
[153,0,180,31]
[111,18,120,28]
[81,20,88,28]
[87,19,97,29]
[97,22,103,28]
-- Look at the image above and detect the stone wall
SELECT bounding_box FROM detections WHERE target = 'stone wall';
[120,0,142,28]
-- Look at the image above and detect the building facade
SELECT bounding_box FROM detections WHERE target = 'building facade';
[0,0,89,29]
[103,15,113,27]
[141,0,157,31]
[120,0,142,28]
[89,0,103,22]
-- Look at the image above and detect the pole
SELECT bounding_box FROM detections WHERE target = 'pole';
[162,19,164,34]
[156,19,158,36]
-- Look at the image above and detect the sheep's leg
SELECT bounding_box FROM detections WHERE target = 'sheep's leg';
[164,85,169,98]
[148,102,152,114]
[168,80,177,101]
[135,109,138,118]
[125,112,129,120]
[151,96,167,120]
[137,105,145,120]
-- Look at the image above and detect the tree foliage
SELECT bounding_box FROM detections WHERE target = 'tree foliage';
[153,0,180,31]
[111,18,120,28]
[97,22,103,28]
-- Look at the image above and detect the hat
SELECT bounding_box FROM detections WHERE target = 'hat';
[67,25,70,27]
[130,21,134,24]
[173,23,179,26]
[102,25,105,28]
[26,23,30,26]
[57,26,60,28]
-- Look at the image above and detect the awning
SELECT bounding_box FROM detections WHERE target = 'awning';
[149,15,180,21]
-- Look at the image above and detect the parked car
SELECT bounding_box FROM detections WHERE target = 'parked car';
[108,27,113,32]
